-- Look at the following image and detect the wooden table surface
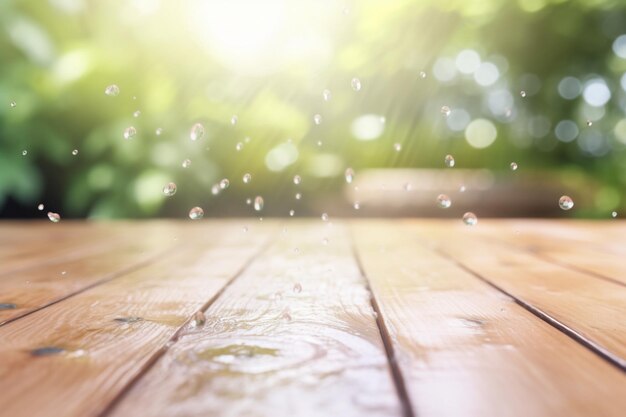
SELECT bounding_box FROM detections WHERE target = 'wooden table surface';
[0,219,624,417]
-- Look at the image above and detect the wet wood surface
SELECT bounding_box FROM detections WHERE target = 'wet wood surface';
[0,220,624,417]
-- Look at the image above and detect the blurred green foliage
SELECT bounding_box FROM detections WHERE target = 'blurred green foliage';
[1,0,626,218]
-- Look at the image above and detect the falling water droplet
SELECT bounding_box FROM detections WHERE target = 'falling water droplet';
[323,89,332,101]
[462,212,478,226]
[353,201,360,210]
[321,213,329,222]
[22,150,28,156]
[219,179,230,189]
[295,193,302,200]
[155,128,163,136]
[72,149,78,156]
[163,182,177,197]
[190,123,205,141]
[189,207,204,220]
[345,167,354,183]
[211,184,220,195]
[586,120,593,127]
[10,101,17,108]
[37,203,44,211]
[123,126,136,140]
[419,71,427,79]
[133,110,141,118]
[510,162,518,171]
[459,185,466,192]
[293,283,302,293]
[243,173,252,184]
[437,194,451,209]
[182,159,191,168]
[444,154,455,168]
[190,311,206,328]
[230,115,238,125]
[289,209,295,216]
[236,142,243,151]
[47,212,61,223]
[559,195,574,210]
[520,90,526,98]
[254,196,264,211]
[104,84,120,96]
[351,77,362,91]
[322,238,329,245]
[611,211,618,218]
[393,143,402,152]
[441,106,451,116]
[313,114,322,125]
[404,183,412,191]
[293,175,302,185]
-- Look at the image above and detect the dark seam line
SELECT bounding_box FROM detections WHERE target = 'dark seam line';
[433,246,626,373]
[98,227,279,417]
[348,224,416,417]
[0,243,183,327]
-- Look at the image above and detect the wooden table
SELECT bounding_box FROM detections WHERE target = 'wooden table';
[0,220,624,417]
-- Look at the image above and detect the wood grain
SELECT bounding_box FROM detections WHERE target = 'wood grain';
[411,220,626,368]
[352,220,626,417]
[0,222,272,417]
[108,222,402,417]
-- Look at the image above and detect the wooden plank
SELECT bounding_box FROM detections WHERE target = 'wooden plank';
[352,220,626,417]
[0,222,272,417]
[411,220,626,369]
[0,222,188,325]
[473,220,626,286]
[108,222,402,417]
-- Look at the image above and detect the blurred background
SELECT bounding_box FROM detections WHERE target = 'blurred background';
[1,0,626,219]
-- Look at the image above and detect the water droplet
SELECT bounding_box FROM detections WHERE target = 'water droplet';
[520,90,526,98]
[289,209,295,216]
[322,238,329,245]
[313,114,322,125]
[230,115,238,125]
[189,207,204,220]
[104,84,120,96]
[133,110,141,118]
[419,71,427,79]
[243,226,248,232]
[459,185,466,192]
[219,179,230,189]
[47,212,61,223]
[72,149,78,156]
[295,192,302,200]
[190,123,204,141]
[37,203,44,211]
[404,183,412,192]
[462,212,478,226]
[353,201,360,210]
[32,346,65,357]
[190,311,206,328]
[611,211,618,218]
[254,196,264,211]
[559,195,574,210]
[321,213,329,222]
[293,175,302,185]
[211,184,220,195]
[243,173,252,183]
[182,159,191,168]
[586,120,593,127]
[282,308,292,321]
[236,142,243,151]
[246,198,252,205]
[293,283,302,293]
[393,143,402,152]
[345,167,354,183]
[155,128,163,136]
[351,77,362,91]
[437,194,451,209]
[163,182,177,197]
[10,101,17,108]
[510,162,518,171]
[444,154,455,167]
[323,89,332,101]
[441,106,451,116]
[123,126,136,140]
[21,150,28,156]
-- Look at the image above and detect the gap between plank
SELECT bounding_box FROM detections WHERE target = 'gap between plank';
[432,246,626,373]
[98,227,279,417]
[479,233,626,289]
[0,244,184,327]
[348,224,416,417]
